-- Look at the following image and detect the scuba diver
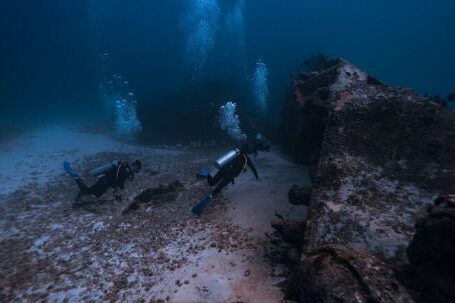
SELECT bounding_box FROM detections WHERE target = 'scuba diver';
[192,144,260,215]
[63,159,142,201]
[251,133,271,157]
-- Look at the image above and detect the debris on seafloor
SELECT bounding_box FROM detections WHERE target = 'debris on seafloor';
[122,180,184,214]
[288,185,312,206]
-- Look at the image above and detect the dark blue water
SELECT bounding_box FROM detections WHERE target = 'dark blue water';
[1,0,454,129]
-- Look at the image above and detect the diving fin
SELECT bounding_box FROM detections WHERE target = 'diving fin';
[191,195,212,215]
[63,161,79,178]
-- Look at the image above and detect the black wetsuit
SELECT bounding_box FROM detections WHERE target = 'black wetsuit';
[207,152,259,196]
[75,163,133,198]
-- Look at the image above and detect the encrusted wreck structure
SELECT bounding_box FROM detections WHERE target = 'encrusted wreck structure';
[279,58,455,302]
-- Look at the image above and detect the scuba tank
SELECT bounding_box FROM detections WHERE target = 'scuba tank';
[214,149,240,169]
[89,160,119,177]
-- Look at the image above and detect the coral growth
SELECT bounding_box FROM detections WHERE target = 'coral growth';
[279,57,455,302]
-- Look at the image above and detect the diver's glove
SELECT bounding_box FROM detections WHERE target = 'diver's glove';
[63,161,79,178]
[191,194,213,216]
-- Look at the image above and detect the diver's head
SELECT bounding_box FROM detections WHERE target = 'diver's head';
[255,133,264,143]
[131,160,142,173]
[253,133,271,152]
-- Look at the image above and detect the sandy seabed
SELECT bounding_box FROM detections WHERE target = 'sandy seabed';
[0,126,309,303]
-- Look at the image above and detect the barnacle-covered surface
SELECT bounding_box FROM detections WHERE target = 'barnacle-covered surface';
[280,59,455,302]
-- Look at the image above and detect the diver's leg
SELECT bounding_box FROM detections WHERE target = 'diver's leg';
[74,178,89,199]
[192,173,232,215]
[207,174,216,186]
[87,177,111,197]
[212,177,232,197]
[75,178,88,191]
[208,167,228,186]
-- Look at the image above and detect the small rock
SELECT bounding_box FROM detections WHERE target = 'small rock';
[288,185,312,206]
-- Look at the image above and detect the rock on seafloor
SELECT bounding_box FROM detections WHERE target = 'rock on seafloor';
[404,195,455,303]
[288,185,312,206]
[279,57,455,302]
[291,245,413,303]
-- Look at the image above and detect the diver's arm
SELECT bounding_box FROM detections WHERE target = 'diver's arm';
[246,155,260,180]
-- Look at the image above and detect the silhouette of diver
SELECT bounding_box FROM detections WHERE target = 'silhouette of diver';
[251,133,271,157]
[64,160,141,201]
[192,144,259,215]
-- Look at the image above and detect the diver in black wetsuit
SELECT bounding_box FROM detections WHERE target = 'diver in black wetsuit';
[206,144,260,196]
[64,160,141,201]
[192,144,259,215]
[250,133,271,157]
